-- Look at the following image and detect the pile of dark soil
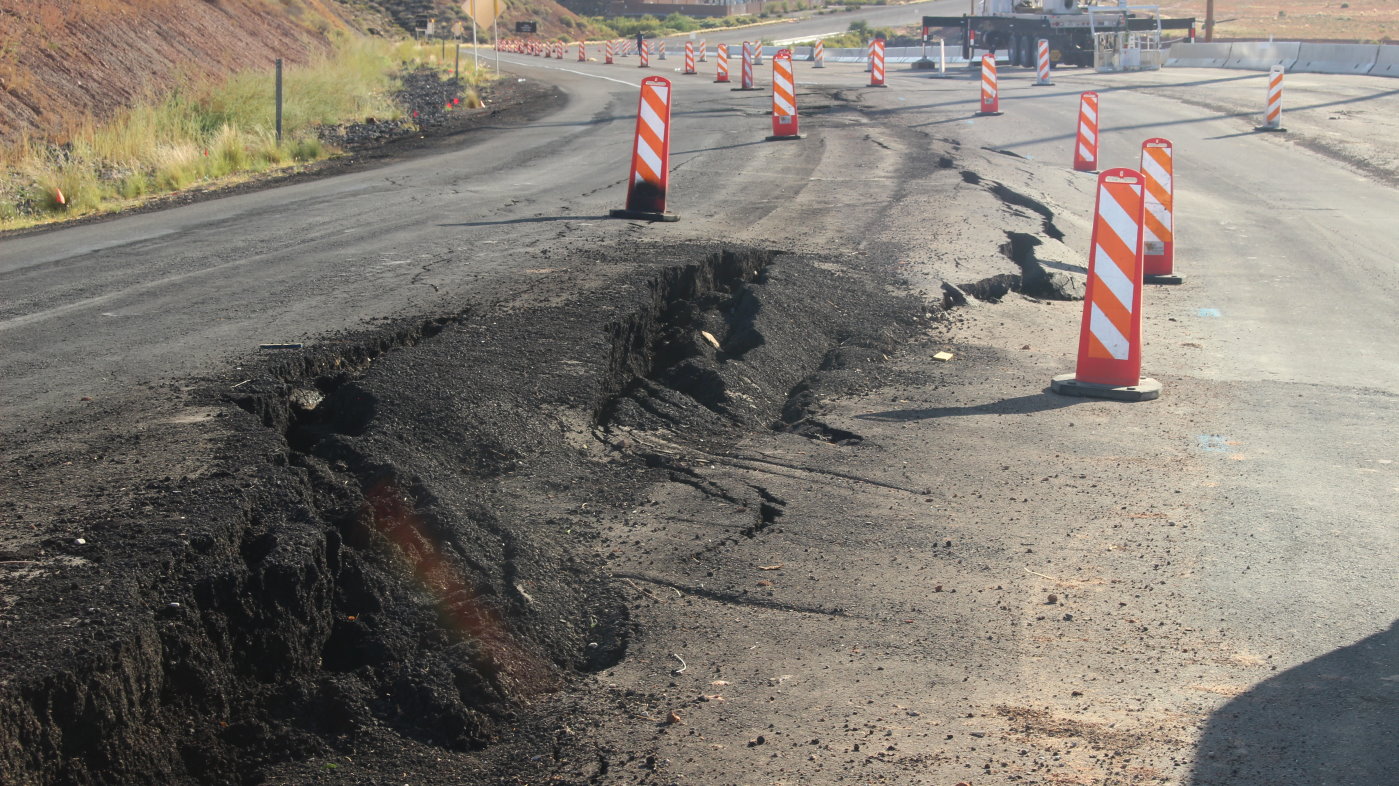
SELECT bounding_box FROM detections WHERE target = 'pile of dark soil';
[0,243,925,784]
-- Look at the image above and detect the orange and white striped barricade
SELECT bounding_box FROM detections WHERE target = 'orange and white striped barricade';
[1140,138,1182,284]
[865,39,875,72]
[1035,39,1053,85]
[977,53,1000,113]
[640,41,650,68]
[658,41,667,61]
[1051,168,1161,401]
[869,39,887,87]
[605,40,614,64]
[715,44,731,83]
[684,41,697,74]
[556,42,565,59]
[735,42,759,90]
[813,39,825,68]
[611,76,679,222]
[578,42,587,62]
[752,43,763,66]
[542,41,550,58]
[1073,91,1100,172]
[698,40,708,62]
[1257,65,1285,131]
[767,49,804,141]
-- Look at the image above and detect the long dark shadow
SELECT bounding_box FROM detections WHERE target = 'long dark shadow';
[855,390,1087,421]
[1190,620,1399,786]
[438,215,612,227]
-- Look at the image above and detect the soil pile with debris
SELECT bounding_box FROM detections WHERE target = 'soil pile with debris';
[0,243,924,784]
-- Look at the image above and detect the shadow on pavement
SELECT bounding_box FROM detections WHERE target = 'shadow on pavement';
[854,390,1087,421]
[1190,619,1399,786]
[438,215,612,227]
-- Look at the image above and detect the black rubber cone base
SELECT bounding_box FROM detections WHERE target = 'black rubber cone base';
[731,86,761,91]
[1144,273,1185,285]
[609,208,679,222]
[1050,374,1161,402]
[1255,125,1286,132]
[765,133,806,141]
[976,111,1003,116]
[867,83,889,88]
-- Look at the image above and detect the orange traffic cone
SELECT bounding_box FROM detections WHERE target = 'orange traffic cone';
[610,76,679,222]
[1050,168,1161,401]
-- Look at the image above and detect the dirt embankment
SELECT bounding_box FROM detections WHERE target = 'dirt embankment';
[0,243,927,784]
[0,0,373,149]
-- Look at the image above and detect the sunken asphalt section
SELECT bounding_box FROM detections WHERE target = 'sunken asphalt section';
[2,46,1397,786]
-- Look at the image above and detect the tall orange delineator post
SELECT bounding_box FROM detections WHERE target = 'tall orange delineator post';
[1073,91,1100,172]
[734,42,759,90]
[1257,65,1285,131]
[683,41,697,74]
[610,76,679,222]
[1140,138,1182,284]
[869,39,887,86]
[578,42,586,62]
[977,53,1001,114]
[1034,39,1053,86]
[813,39,825,68]
[767,49,804,141]
[715,44,730,83]
[1051,168,1161,401]
[640,41,650,68]
[605,40,614,64]
[698,40,708,62]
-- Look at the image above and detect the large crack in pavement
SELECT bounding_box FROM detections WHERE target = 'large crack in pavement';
[0,243,930,784]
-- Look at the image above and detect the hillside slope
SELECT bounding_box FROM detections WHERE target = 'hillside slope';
[0,0,377,149]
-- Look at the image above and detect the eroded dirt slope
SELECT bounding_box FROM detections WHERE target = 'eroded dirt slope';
[0,0,370,147]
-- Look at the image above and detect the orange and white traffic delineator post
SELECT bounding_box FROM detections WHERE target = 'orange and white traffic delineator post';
[1257,65,1285,131]
[542,41,551,58]
[1073,91,1100,172]
[767,49,804,141]
[640,41,650,68]
[1034,39,1053,86]
[715,44,731,83]
[610,76,679,223]
[734,42,759,90]
[1051,168,1161,401]
[605,40,614,64]
[977,53,1000,114]
[658,41,667,61]
[698,40,708,62]
[578,42,587,62]
[683,41,697,74]
[813,39,825,68]
[1140,138,1182,285]
[752,43,763,66]
[869,39,887,87]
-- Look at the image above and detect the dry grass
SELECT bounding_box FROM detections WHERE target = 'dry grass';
[1,35,479,229]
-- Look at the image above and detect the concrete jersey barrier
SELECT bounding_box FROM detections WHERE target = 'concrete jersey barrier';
[1225,42,1300,70]
[1165,42,1233,68]
[1369,44,1399,77]
[1293,42,1379,74]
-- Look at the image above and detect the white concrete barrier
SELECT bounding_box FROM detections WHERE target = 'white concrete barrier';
[1292,43,1379,74]
[1165,42,1233,68]
[1369,44,1399,77]
[1225,42,1300,71]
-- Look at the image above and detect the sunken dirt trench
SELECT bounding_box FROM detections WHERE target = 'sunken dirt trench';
[0,244,940,785]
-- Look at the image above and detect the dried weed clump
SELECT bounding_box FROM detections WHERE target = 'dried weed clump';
[0,36,483,229]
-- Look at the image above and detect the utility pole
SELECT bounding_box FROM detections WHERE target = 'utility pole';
[1205,0,1215,41]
